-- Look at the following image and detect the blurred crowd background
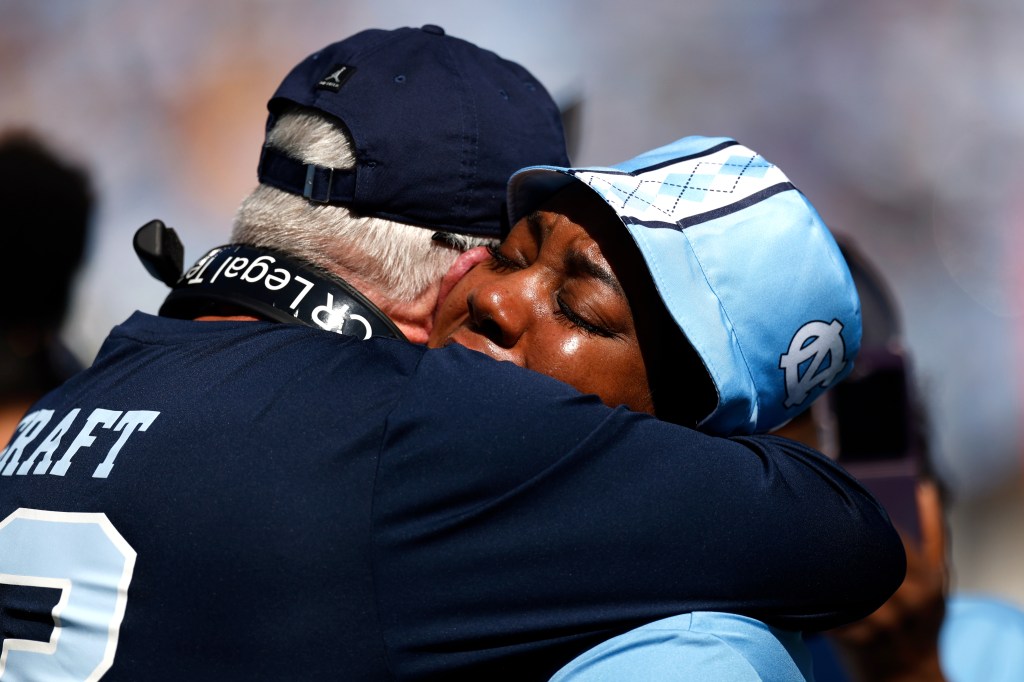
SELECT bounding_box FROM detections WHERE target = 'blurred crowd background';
[3,0,1022,610]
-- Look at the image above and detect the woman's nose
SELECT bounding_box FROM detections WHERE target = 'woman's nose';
[467,272,534,349]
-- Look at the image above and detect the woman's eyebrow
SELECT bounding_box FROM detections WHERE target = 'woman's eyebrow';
[564,247,625,297]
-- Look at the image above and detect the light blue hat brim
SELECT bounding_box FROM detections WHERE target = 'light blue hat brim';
[506,136,861,435]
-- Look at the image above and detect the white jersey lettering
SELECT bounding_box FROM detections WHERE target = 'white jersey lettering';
[1,407,161,479]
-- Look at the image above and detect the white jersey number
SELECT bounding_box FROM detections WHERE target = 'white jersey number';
[0,509,136,681]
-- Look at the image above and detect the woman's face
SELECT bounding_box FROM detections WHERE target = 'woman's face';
[428,184,657,415]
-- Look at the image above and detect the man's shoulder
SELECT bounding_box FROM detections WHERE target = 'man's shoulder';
[103,312,580,403]
[107,311,427,370]
[81,312,431,422]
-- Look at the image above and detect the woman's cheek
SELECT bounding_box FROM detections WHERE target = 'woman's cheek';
[558,335,583,357]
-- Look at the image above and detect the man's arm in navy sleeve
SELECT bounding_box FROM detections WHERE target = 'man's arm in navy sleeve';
[372,346,905,674]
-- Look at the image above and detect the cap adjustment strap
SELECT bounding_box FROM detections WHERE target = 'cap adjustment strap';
[304,164,333,204]
[257,145,357,205]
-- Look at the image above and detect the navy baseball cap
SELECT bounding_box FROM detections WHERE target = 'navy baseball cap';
[508,137,862,435]
[257,25,570,238]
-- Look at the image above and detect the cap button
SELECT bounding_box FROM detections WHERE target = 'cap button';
[421,24,445,36]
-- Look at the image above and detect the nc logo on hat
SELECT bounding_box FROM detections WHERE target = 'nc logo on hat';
[779,320,847,409]
[316,64,356,93]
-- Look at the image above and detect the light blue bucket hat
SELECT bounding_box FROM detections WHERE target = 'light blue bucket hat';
[507,136,861,435]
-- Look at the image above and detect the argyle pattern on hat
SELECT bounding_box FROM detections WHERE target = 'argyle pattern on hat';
[571,142,790,229]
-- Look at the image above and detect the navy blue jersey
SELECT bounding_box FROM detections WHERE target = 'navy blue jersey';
[0,312,904,681]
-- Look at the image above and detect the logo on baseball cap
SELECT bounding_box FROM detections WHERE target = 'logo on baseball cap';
[315,64,356,93]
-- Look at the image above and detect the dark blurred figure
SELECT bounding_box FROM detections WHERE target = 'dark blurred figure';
[776,237,1024,682]
[0,130,92,441]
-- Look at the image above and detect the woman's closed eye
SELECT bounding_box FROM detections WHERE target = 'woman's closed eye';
[554,293,616,338]
[485,245,526,272]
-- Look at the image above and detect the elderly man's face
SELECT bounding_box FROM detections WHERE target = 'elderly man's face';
[428,184,656,415]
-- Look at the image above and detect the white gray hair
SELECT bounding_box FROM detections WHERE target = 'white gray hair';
[232,108,494,303]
